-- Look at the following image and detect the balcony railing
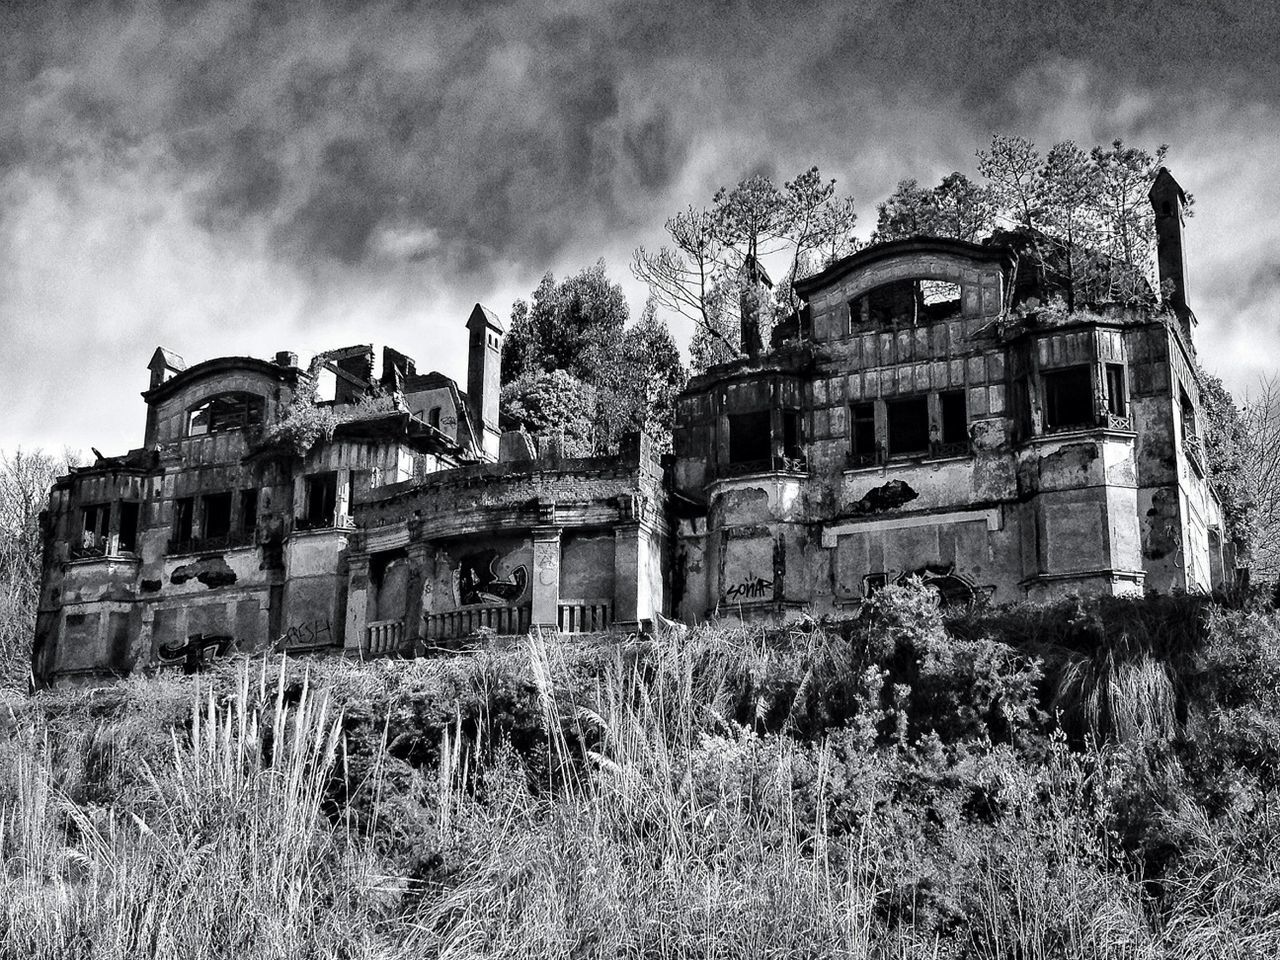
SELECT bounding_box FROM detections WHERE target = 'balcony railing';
[294,513,354,532]
[70,537,108,561]
[426,604,531,641]
[718,454,808,479]
[167,530,255,555]
[365,618,406,656]
[557,599,612,633]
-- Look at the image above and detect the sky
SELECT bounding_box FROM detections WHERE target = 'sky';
[2,0,1279,455]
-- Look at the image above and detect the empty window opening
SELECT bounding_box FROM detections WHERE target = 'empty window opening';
[81,503,110,549]
[939,390,968,446]
[201,492,233,540]
[851,278,963,329]
[864,572,888,596]
[173,497,194,543]
[1043,366,1094,431]
[850,401,877,464]
[887,396,930,456]
[781,410,803,460]
[305,471,339,526]
[428,406,442,429]
[728,411,771,464]
[187,393,265,436]
[1180,387,1198,443]
[1105,364,1127,418]
[118,502,139,553]
[239,489,259,536]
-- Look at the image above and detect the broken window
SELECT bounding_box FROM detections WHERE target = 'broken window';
[173,497,194,544]
[850,278,963,329]
[304,471,338,527]
[939,390,968,447]
[187,393,265,436]
[1043,366,1095,431]
[239,489,259,537]
[727,411,771,465]
[80,503,110,554]
[1105,364,1127,419]
[428,407,442,429]
[781,410,803,460]
[864,572,888,596]
[118,502,139,554]
[887,396,930,456]
[849,401,877,466]
[201,492,233,540]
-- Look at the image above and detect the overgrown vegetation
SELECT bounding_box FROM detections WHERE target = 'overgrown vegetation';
[4,583,1280,957]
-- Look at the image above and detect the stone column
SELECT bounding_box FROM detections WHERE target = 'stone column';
[531,526,561,629]
[403,541,433,655]
[613,523,651,628]
[343,554,371,657]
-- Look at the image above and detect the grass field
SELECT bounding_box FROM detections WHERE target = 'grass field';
[3,584,1279,958]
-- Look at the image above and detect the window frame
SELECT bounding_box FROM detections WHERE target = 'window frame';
[1042,364,1096,433]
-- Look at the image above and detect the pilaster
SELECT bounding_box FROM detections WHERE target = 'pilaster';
[532,525,561,628]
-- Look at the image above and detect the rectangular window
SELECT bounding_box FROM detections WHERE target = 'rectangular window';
[428,406,442,429]
[118,502,139,553]
[1180,387,1197,443]
[82,503,110,541]
[1105,364,1127,418]
[1043,366,1095,431]
[781,410,803,460]
[201,492,233,539]
[727,411,771,465]
[174,497,194,543]
[850,401,876,465]
[887,396,930,456]
[239,489,259,536]
[940,390,968,446]
[305,472,339,526]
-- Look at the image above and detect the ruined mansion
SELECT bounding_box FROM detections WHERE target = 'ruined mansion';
[33,169,1233,685]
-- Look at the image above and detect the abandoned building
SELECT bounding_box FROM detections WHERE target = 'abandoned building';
[33,167,1233,684]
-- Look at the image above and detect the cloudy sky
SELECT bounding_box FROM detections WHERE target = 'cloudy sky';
[2,0,1278,454]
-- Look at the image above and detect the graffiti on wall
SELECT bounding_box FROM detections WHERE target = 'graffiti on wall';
[458,549,529,606]
[157,633,235,674]
[275,618,334,652]
[725,575,774,602]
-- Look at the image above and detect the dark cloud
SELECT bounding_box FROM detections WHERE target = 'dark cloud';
[3,0,1280,453]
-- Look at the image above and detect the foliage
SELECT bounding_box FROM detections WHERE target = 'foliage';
[499,369,598,457]
[0,447,79,691]
[634,165,857,364]
[502,265,686,454]
[261,377,398,457]
[1198,367,1255,557]
[502,261,629,387]
[874,172,996,244]
[6,587,1280,955]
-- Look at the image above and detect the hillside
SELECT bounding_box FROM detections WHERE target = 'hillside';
[2,584,1279,958]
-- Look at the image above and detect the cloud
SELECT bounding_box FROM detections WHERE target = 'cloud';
[2,0,1279,453]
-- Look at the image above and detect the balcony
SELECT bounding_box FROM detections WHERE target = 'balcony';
[69,536,108,561]
[557,599,612,633]
[365,618,406,656]
[426,604,531,641]
[294,513,354,533]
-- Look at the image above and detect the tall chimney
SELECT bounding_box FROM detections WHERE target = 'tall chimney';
[1149,167,1194,337]
[465,303,504,459]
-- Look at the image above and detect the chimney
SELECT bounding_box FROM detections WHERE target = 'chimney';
[1149,167,1194,337]
[275,350,298,368]
[465,303,504,460]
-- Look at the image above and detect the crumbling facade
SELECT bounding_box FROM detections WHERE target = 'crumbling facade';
[671,169,1230,620]
[34,167,1231,685]
[33,304,667,685]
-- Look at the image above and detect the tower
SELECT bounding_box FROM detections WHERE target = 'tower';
[465,303,504,460]
[1149,167,1194,338]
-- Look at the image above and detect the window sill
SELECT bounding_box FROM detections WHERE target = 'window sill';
[1022,426,1137,446]
[166,534,256,556]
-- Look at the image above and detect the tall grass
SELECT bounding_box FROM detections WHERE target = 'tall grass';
[2,594,1279,957]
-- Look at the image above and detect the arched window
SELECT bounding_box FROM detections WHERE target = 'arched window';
[850,278,963,328]
[187,393,265,436]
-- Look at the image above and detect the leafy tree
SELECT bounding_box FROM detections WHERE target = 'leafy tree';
[594,299,688,454]
[1,447,79,689]
[635,167,857,362]
[1090,140,1169,302]
[501,261,629,386]
[977,134,1045,232]
[499,369,598,458]
[1198,371,1254,565]
[1038,141,1105,312]
[873,173,995,243]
